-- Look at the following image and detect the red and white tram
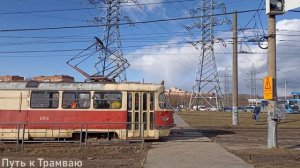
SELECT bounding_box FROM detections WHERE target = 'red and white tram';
[0,81,174,140]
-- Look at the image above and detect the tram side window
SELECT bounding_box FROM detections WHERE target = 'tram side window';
[143,93,147,111]
[159,92,172,109]
[150,93,155,111]
[62,92,90,109]
[93,92,122,109]
[135,93,139,110]
[30,91,59,109]
[128,93,132,110]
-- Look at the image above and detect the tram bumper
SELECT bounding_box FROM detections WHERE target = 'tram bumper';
[156,125,173,137]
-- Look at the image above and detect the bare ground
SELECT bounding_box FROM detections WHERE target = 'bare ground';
[178,111,300,168]
[1,111,299,168]
[0,142,149,168]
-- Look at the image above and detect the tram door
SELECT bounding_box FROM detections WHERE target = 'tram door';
[127,92,155,138]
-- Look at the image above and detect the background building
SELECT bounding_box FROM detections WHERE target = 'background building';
[33,75,74,83]
[0,75,24,82]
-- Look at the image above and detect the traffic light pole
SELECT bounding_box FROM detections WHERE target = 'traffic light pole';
[267,15,278,148]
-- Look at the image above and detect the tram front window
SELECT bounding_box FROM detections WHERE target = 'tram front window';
[159,92,172,109]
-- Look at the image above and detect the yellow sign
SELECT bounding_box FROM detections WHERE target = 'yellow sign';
[264,76,273,100]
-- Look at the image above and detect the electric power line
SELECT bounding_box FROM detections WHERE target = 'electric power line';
[0,0,196,16]
[0,8,266,32]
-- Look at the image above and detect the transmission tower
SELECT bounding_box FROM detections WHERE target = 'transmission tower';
[246,63,258,105]
[223,67,232,107]
[94,0,126,81]
[67,0,140,82]
[188,0,229,109]
[250,63,258,103]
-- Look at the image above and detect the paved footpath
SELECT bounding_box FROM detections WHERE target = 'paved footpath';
[143,113,253,168]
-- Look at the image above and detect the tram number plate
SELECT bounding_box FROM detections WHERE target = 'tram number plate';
[40,116,50,121]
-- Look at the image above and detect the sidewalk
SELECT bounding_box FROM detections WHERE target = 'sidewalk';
[143,113,252,168]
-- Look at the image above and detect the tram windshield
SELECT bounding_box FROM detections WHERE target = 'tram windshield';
[159,92,172,109]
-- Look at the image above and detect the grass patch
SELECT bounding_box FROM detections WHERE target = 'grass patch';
[178,111,300,129]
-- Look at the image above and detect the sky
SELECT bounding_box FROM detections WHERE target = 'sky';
[0,0,300,97]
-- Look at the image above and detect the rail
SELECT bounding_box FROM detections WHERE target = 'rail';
[0,122,145,150]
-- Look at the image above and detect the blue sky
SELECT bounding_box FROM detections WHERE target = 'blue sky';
[0,0,300,96]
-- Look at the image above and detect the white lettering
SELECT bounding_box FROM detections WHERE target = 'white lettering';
[1,159,28,168]
[9,160,15,168]
[1,158,82,168]
[74,161,83,167]
[68,161,73,167]
[62,161,68,167]
[2,158,9,167]
[49,161,55,167]
[37,158,44,167]
[43,161,49,168]
[20,161,26,167]
[14,160,20,167]
[29,161,35,167]
[55,161,61,167]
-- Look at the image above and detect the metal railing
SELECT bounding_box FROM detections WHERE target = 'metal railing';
[0,122,145,150]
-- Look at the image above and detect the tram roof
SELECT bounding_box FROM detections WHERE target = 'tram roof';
[0,81,165,92]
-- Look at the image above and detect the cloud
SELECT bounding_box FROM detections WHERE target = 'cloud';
[232,19,300,97]
[122,0,163,13]
[215,19,300,97]
[139,0,163,12]
[127,41,198,90]
[276,19,300,96]
[126,19,300,97]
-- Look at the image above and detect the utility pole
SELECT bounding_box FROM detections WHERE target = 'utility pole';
[285,79,287,100]
[232,11,238,126]
[265,0,300,149]
[267,15,278,148]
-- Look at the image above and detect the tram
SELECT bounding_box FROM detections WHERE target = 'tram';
[0,81,174,140]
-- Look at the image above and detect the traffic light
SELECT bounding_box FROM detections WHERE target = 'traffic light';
[266,0,285,15]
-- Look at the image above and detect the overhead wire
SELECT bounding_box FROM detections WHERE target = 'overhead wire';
[238,0,265,53]
[0,9,267,32]
[1,28,299,39]
[4,51,300,58]
[0,0,196,16]
[1,38,299,54]
[0,33,299,47]
[0,3,299,59]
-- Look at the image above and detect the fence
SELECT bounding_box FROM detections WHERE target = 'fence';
[0,122,145,150]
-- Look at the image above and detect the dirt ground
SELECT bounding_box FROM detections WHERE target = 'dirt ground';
[0,111,299,168]
[178,111,300,168]
[0,142,149,168]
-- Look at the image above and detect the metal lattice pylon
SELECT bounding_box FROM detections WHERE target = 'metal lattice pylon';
[189,0,223,110]
[67,0,141,82]
[223,67,231,107]
[94,0,128,82]
[247,63,258,105]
